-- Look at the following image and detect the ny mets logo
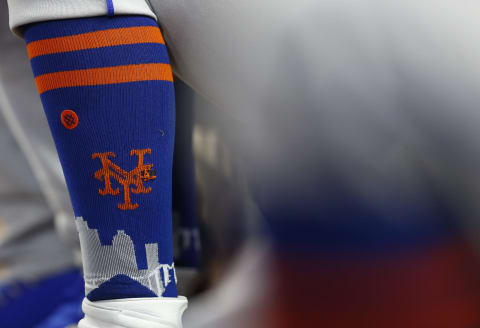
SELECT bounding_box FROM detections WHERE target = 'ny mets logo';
[92,149,157,210]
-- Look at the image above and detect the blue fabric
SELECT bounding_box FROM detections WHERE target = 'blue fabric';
[25,16,178,301]
[255,174,460,253]
[0,269,84,328]
[24,16,157,44]
[35,299,84,328]
[87,274,178,301]
[87,275,156,301]
[106,0,115,16]
[40,82,176,269]
[30,43,169,77]
[173,80,201,267]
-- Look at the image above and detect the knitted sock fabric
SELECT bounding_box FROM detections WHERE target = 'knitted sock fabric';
[24,16,178,301]
[173,80,201,268]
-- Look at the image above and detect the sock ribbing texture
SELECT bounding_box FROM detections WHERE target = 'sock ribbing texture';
[25,15,178,301]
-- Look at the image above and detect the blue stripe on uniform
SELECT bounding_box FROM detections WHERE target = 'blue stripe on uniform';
[24,16,157,44]
[30,44,170,77]
[106,0,115,16]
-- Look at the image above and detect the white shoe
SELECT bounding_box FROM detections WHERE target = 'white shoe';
[78,296,188,328]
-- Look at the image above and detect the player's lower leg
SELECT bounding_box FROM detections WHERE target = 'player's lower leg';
[24,15,186,327]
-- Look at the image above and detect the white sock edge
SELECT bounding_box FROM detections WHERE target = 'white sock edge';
[78,296,188,328]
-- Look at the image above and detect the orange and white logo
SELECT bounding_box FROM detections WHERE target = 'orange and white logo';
[92,149,156,210]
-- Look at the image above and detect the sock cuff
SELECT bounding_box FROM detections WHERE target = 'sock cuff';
[24,16,159,45]
[24,16,172,95]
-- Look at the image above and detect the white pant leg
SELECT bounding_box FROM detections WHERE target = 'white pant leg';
[7,0,155,37]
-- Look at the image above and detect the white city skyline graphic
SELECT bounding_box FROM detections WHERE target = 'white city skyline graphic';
[75,217,176,296]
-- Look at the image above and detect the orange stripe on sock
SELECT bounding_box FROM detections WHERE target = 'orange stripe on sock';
[35,63,173,94]
[27,26,165,59]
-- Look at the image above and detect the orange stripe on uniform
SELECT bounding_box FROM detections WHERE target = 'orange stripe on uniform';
[27,26,165,59]
[35,63,173,94]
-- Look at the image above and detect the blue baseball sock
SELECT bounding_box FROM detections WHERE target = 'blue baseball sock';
[24,15,178,301]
